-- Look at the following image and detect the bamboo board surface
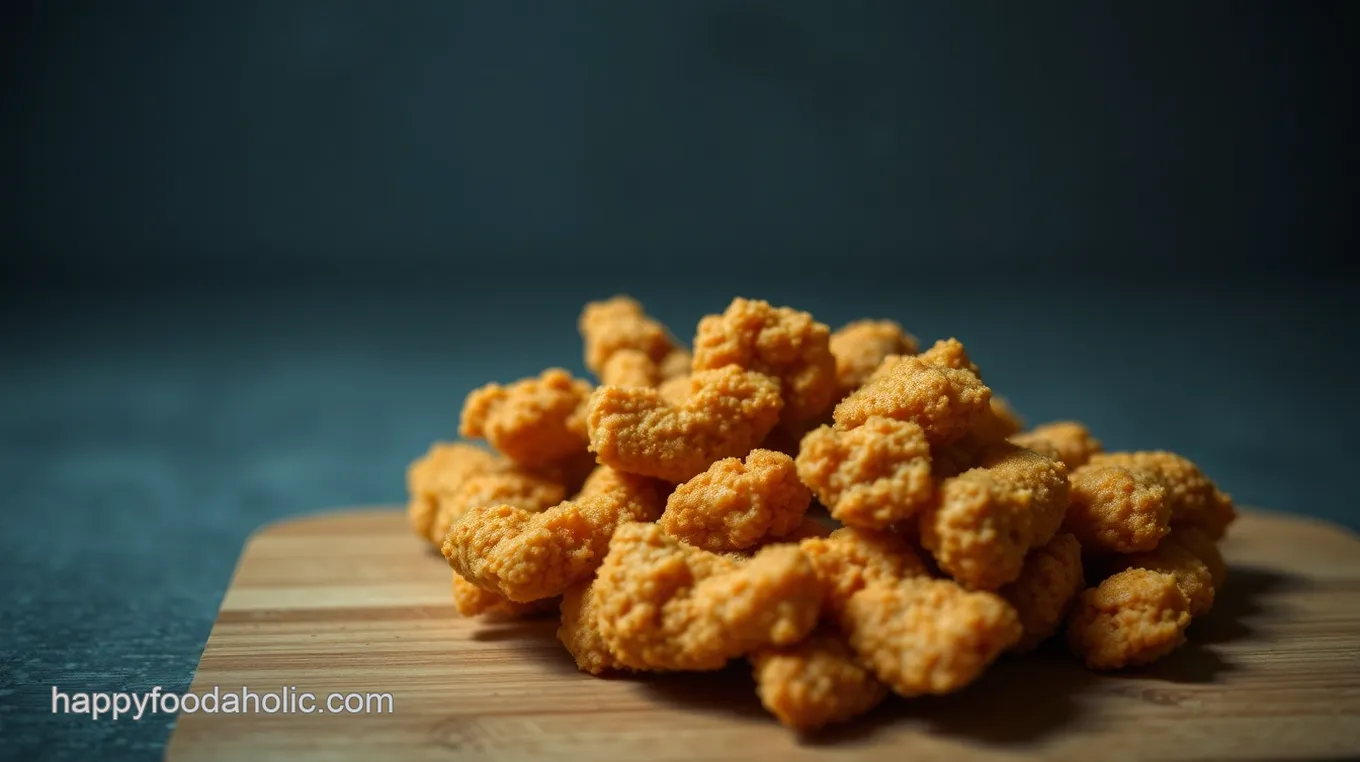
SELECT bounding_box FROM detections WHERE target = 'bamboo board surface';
[165,508,1360,761]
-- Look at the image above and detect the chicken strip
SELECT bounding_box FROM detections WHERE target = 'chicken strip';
[659,449,812,552]
[692,298,837,427]
[1010,421,1103,469]
[998,533,1085,652]
[594,522,824,671]
[841,577,1022,697]
[452,574,557,618]
[1067,568,1192,670]
[406,443,500,541]
[750,628,889,731]
[833,355,991,447]
[828,320,919,398]
[585,365,784,482]
[460,368,593,469]
[442,466,665,602]
[919,443,1070,590]
[558,578,629,675]
[1064,464,1170,554]
[1087,451,1236,539]
[799,526,929,618]
[795,417,934,529]
[578,296,684,380]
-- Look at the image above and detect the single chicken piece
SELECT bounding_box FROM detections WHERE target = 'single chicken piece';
[1010,422,1103,469]
[795,417,934,529]
[452,574,557,618]
[834,355,991,447]
[594,522,824,672]
[442,466,665,602]
[1102,527,1224,617]
[750,628,889,731]
[692,298,837,427]
[406,443,501,541]
[828,320,919,398]
[1087,451,1236,539]
[920,442,1070,590]
[998,533,1085,651]
[1067,568,1192,670]
[659,449,812,552]
[460,368,593,469]
[841,577,1022,697]
[578,296,685,381]
[558,578,629,675]
[799,526,929,618]
[1064,464,1171,554]
[427,469,565,546]
[585,365,784,482]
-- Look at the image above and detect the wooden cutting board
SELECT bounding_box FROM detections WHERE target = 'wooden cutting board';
[165,508,1360,761]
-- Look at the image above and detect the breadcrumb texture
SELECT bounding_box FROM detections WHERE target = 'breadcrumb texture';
[800,527,929,618]
[1010,422,1103,469]
[453,574,557,618]
[834,355,991,447]
[579,296,682,377]
[558,579,629,675]
[968,397,1026,444]
[828,320,919,398]
[692,298,837,426]
[441,466,665,602]
[660,449,812,552]
[1068,568,1192,669]
[1065,464,1171,554]
[585,365,784,482]
[406,443,501,541]
[1105,528,1221,616]
[594,522,824,671]
[842,578,1022,697]
[1088,451,1236,539]
[428,470,565,546]
[796,417,934,529]
[920,443,1071,590]
[999,533,1085,651]
[751,629,888,731]
[459,368,593,469]
[917,338,981,376]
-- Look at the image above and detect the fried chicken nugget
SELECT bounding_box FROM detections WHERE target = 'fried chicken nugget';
[427,469,566,546]
[799,526,929,618]
[453,574,558,618]
[460,368,593,469]
[1087,451,1236,539]
[834,355,991,447]
[585,365,784,482]
[1067,568,1192,670]
[841,577,1022,697]
[558,579,629,675]
[594,522,824,671]
[998,533,1085,652]
[441,466,665,602]
[920,443,1071,591]
[1064,464,1171,554]
[751,628,889,731]
[659,449,812,552]
[829,320,919,398]
[796,417,934,529]
[406,443,500,540]
[1010,422,1103,469]
[1103,527,1224,617]
[579,296,686,381]
[692,298,837,427]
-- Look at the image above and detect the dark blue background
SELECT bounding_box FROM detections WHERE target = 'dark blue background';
[2,2,1356,760]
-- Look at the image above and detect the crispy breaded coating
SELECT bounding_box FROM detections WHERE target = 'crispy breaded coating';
[442,466,665,602]
[1010,422,1103,469]
[842,578,1022,697]
[1064,464,1170,554]
[1104,529,1220,616]
[829,320,919,398]
[579,296,679,376]
[967,397,1026,444]
[917,337,981,377]
[751,628,889,731]
[800,527,929,618]
[795,417,933,529]
[833,356,991,447]
[692,298,837,427]
[1088,451,1236,539]
[558,579,629,675]
[1168,525,1227,587]
[920,443,1070,591]
[460,368,593,469]
[453,574,557,618]
[594,522,824,671]
[1067,568,1192,670]
[999,533,1085,652]
[585,365,784,482]
[406,443,501,540]
[599,349,662,387]
[660,449,812,552]
[427,469,565,546]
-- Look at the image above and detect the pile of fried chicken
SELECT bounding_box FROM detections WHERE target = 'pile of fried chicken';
[407,297,1236,732]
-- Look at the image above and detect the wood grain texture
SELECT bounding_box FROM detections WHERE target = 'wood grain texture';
[165,508,1360,761]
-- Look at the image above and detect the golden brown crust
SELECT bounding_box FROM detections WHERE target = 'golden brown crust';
[579,296,679,376]
[751,628,888,731]
[406,443,501,540]
[1103,528,1222,617]
[585,365,783,482]
[795,418,934,529]
[459,368,593,469]
[828,320,919,398]
[833,356,991,447]
[453,574,558,618]
[427,469,565,546]
[1067,568,1191,670]
[842,577,1021,697]
[660,449,811,552]
[1010,421,1103,469]
[1064,464,1171,554]
[594,523,824,671]
[799,527,929,618]
[999,533,1085,651]
[692,298,837,427]
[1087,451,1236,539]
[916,337,981,377]
[558,579,629,675]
